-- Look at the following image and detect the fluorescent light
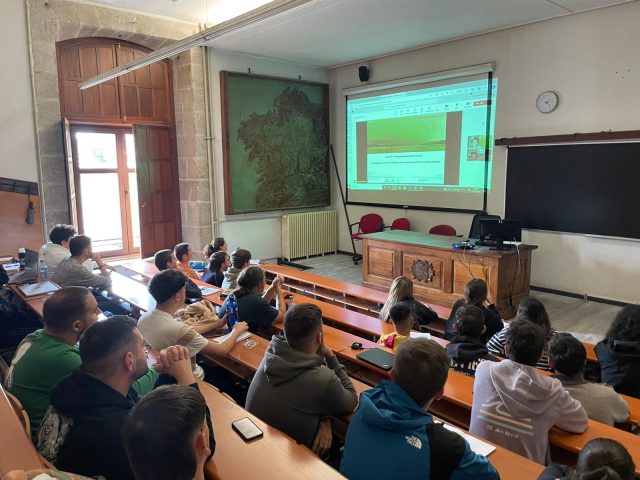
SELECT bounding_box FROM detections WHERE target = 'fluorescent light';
[79,0,319,90]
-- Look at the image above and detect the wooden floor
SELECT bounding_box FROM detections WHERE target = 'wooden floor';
[288,253,621,343]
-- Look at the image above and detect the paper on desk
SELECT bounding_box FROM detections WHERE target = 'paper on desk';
[410,331,432,340]
[211,331,252,344]
[18,281,59,297]
[443,424,496,457]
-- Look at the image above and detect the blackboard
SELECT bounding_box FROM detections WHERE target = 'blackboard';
[505,143,640,240]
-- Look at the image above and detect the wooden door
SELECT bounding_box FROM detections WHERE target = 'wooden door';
[133,125,182,259]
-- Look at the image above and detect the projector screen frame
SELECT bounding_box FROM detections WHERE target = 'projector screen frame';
[343,68,495,214]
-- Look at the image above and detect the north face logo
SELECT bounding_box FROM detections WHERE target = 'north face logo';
[405,435,422,449]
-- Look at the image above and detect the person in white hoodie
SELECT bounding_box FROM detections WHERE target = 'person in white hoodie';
[470,318,588,465]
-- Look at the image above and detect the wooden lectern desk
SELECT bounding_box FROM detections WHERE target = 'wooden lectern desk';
[361,231,537,319]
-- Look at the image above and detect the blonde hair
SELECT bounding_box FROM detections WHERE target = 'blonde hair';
[379,276,414,322]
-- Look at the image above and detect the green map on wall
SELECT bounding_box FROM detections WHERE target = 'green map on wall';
[222,72,330,214]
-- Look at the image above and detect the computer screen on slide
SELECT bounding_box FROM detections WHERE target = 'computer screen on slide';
[346,75,497,212]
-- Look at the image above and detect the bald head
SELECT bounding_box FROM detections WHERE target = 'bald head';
[43,287,95,334]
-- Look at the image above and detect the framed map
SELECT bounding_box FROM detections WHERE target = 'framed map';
[220,71,330,214]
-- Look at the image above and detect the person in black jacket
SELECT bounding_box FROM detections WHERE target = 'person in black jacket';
[154,249,202,300]
[201,251,229,288]
[0,264,8,286]
[446,304,499,376]
[444,278,503,343]
[124,385,213,480]
[595,305,640,398]
[37,316,215,480]
[379,276,438,330]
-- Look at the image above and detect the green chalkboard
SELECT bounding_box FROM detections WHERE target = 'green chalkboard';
[220,71,330,214]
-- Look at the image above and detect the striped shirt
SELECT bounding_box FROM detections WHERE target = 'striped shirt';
[486,325,555,371]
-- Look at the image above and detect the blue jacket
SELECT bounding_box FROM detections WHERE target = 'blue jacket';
[341,380,499,480]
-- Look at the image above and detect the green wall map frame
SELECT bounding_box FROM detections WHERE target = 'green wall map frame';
[220,71,330,214]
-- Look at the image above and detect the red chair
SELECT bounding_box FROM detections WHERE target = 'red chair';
[429,224,457,236]
[349,213,384,264]
[390,218,410,231]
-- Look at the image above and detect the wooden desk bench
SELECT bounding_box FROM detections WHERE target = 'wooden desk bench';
[0,384,44,475]
[196,379,344,479]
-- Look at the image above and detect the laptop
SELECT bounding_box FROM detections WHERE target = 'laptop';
[8,249,39,285]
[356,348,395,371]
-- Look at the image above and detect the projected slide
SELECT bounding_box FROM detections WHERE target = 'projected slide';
[346,77,497,211]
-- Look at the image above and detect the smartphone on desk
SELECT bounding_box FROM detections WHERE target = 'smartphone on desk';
[232,417,263,442]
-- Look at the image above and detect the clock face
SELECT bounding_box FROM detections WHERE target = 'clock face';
[536,91,559,113]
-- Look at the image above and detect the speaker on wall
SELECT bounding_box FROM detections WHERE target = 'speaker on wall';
[358,65,370,82]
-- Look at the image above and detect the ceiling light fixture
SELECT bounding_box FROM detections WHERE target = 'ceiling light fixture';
[79,0,318,90]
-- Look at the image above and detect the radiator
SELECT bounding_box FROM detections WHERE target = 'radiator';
[282,210,337,261]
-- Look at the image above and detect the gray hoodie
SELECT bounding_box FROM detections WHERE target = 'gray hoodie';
[470,359,588,465]
[246,333,358,448]
[221,266,242,290]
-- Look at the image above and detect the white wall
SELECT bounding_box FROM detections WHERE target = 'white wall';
[208,50,330,259]
[0,0,39,182]
[331,2,640,303]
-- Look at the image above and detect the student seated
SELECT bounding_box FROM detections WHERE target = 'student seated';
[444,278,503,343]
[123,385,213,480]
[221,248,251,290]
[487,296,555,371]
[595,305,640,398]
[470,319,587,465]
[341,338,498,480]
[174,242,199,280]
[246,303,357,456]
[37,317,210,480]
[203,236,228,260]
[201,251,229,288]
[39,224,91,276]
[549,332,629,425]
[218,266,285,333]
[379,276,438,329]
[446,304,499,377]
[52,235,113,290]
[138,269,248,379]
[154,248,202,300]
[379,302,413,351]
[538,438,635,480]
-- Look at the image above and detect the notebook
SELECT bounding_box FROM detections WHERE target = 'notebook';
[211,331,252,344]
[410,331,432,340]
[443,424,496,457]
[18,281,59,297]
[356,348,395,371]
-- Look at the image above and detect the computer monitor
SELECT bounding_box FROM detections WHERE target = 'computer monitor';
[480,219,522,250]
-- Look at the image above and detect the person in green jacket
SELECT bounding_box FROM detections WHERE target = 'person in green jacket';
[5,286,157,438]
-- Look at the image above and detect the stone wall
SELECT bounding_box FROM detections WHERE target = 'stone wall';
[27,0,212,253]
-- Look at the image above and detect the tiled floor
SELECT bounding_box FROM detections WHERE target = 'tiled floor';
[291,253,620,343]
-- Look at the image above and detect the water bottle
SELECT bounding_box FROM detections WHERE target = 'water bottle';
[38,258,48,281]
[226,293,239,332]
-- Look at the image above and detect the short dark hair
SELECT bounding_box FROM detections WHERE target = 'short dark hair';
[394,338,449,407]
[154,249,174,271]
[208,251,228,273]
[284,303,323,349]
[148,270,188,304]
[454,305,485,337]
[517,297,551,338]
[79,316,138,375]
[49,224,76,245]
[43,286,92,332]
[548,332,586,376]
[124,385,207,480]
[606,305,640,344]
[575,438,635,480]
[505,318,545,366]
[203,237,226,258]
[389,302,412,327]
[464,278,488,305]
[230,248,251,269]
[69,235,91,256]
[174,243,190,263]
